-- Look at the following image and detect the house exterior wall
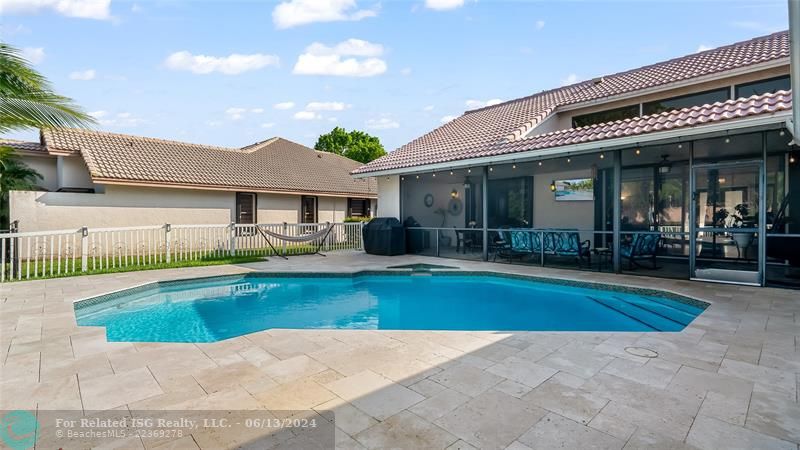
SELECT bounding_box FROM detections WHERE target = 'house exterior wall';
[57,155,95,190]
[377,176,400,219]
[10,185,369,232]
[19,155,58,192]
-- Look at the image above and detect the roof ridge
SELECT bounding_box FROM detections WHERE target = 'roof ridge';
[42,127,239,152]
[463,30,789,116]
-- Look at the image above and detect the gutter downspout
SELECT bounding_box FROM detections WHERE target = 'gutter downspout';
[789,0,800,139]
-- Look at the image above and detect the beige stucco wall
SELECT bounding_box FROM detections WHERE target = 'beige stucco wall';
[533,168,595,242]
[11,185,368,232]
[19,155,58,192]
[377,176,400,219]
[57,155,95,190]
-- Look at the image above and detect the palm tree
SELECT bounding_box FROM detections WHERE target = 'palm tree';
[0,42,95,228]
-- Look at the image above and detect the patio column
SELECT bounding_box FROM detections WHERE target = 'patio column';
[482,166,489,261]
[612,150,622,273]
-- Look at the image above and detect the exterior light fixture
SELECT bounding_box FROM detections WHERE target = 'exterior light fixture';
[538,161,542,166]
[599,153,605,159]
[415,175,419,179]
[432,173,436,177]
[790,153,796,164]
[468,168,472,173]
[780,130,785,137]
[567,158,571,163]
[724,137,730,144]
[635,148,641,155]
[451,189,458,198]
[449,170,454,175]
[512,164,517,169]
[489,167,493,171]
[549,180,556,192]
[678,143,683,149]
[401,176,405,181]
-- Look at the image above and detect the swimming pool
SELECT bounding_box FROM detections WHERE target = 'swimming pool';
[74,272,707,342]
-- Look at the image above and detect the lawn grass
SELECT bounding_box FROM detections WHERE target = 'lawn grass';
[2,254,267,282]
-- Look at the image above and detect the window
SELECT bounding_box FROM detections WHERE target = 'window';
[571,104,640,128]
[735,75,790,99]
[642,87,730,116]
[301,196,318,223]
[347,198,371,217]
[235,192,257,224]
[487,177,533,228]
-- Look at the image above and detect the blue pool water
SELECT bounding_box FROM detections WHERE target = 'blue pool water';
[75,274,706,342]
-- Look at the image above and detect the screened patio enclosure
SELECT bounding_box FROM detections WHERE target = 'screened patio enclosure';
[399,128,800,288]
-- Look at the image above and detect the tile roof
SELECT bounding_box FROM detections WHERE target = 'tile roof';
[353,31,790,175]
[0,138,47,154]
[39,128,376,197]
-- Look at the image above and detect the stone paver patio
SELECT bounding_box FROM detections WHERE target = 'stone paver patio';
[1,252,799,449]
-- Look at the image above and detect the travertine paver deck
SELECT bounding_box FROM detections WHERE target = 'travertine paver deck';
[1,252,799,449]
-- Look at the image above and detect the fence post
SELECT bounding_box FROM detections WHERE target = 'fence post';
[359,222,364,251]
[282,222,288,256]
[165,223,172,263]
[229,222,236,257]
[80,227,89,272]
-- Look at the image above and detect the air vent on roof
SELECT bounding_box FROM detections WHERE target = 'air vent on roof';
[317,154,322,158]
[592,77,605,85]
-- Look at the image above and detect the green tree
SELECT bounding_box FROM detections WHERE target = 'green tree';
[314,127,387,164]
[0,42,95,228]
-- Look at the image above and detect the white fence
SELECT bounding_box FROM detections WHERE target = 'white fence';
[0,222,364,282]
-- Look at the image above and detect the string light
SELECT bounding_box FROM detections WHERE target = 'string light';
[432,173,436,177]
[512,164,517,169]
[635,148,641,155]
[567,158,571,163]
[780,130,785,137]
[449,170,454,175]
[724,137,730,144]
[599,153,605,159]
[489,167,493,172]
[678,143,683,149]
[468,168,472,173]
[415,175,419,179]
[538,161,542,166]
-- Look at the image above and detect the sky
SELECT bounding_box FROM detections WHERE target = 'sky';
[0,0,791,152]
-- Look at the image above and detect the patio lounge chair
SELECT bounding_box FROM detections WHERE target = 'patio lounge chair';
[620,233,661,269]
[549,230,592,267]
[493,229,535,262]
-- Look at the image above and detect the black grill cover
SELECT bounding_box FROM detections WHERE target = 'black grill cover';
[363,217,405,256]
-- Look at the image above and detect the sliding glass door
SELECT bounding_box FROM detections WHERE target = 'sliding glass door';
[690,160,764,285]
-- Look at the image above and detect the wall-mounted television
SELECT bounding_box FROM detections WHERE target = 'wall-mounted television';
[554,178,594,201]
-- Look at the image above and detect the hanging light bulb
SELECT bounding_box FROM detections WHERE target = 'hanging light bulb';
[415,175,419,179]
[468,168,472,173]
[599,153,605,159]
[549,180,557,192]
[567,158,571,163]
[512,164,517,169]
[790,153,797,164]
[724,137,731,144]
[635,148,641,155]
[538,161,542,166]
[780,130,785,137]
[489,166,493,172]
[449,170,454,175]
[432,172,436,177]
[678,143,683,149]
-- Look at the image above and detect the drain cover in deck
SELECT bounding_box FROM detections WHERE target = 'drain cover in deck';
[624,347,658,358]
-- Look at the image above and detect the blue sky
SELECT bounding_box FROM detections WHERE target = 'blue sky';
[0,0,790,152]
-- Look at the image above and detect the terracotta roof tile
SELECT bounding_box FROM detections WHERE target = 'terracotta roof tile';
[0,138,47,154]
[40,128,376,197]
[354,31,790,175]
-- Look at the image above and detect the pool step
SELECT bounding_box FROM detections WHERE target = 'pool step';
[610,296,697,326]
[586,296,687,332]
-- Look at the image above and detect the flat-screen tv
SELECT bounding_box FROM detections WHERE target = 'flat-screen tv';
[554,178,594,201]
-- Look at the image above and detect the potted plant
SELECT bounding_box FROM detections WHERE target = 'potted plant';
[718,204,755,254]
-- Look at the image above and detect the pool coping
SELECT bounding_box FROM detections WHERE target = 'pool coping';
[72,269,710,313]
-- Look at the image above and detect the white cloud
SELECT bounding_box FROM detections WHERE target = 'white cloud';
[90,110,145,127]
[293,39,387,77]
[116,112,131,119]
[535,20,545,30]
[225,107,247,120]
[164,51,279,75]
[305,101,350,111]
[465,98,502,109]
[560,73,578,86]
[293,111,322,120]
[696,44,712,53]
[400,67,412,76]
[250,108,264,113]
[89,110,108,119]
[21,47,45,64]
[260,122,276,128]
[425,0,464,10]
[273,101,295,110]
[366,117,399,130]
[272,0,377,29]
[328,117,338,122]
[131,3,142,13]
[69,69,96,80]
[0,0,112,20]
[423,105,434,111]
[440,115,457,123]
